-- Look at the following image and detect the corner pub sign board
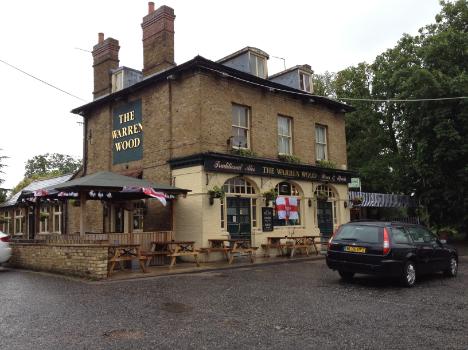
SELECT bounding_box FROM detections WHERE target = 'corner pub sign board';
[112,99,143,164]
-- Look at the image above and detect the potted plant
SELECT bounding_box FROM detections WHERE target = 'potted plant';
[278,154,301,164]
[40,212,50,222]
[207,186,225,205]
[315,190,328,202]
[351,196,363,206]
[262,188,278,206]
[437,227,458,242]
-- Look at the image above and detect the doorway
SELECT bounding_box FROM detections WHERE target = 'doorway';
[317,200,333,239]
[226,197,251,240]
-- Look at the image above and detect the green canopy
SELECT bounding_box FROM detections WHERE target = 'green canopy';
[51,171,189,194]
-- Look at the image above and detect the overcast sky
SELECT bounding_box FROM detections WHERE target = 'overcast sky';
[0,0,442,189]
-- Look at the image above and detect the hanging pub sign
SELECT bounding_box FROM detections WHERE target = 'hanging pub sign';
[262,207,274,232]
[112,99,143,165]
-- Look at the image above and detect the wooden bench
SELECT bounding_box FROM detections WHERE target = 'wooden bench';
[141,250,171,267]
[198,247,231,262]
[168,251,200,268]
[108,244,147,277]
[229,246,258,264]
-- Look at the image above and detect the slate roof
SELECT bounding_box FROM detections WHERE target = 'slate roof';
[0,173,74,208]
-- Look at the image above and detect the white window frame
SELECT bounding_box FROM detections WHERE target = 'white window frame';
[315,124,328,161]
[278,116,293,155]
[132,201,145,232]
[39,207,50,234]
[52,205,62,234]
[299,71,312,92]
[14,208,24,235]
[231,104,250,149]
[249,52,267,78]
[3,210,12,235]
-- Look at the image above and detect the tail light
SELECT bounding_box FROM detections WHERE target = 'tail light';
[383,228,390,255]
[0,235,10,243]
[328,226,340,250]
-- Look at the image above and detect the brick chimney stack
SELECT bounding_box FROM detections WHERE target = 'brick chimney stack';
[92,33,120,99]
[141,2,176,76]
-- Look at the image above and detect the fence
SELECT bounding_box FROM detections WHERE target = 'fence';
[43,231,174,251]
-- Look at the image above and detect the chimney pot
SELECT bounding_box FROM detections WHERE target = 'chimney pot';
[148,2,155,14]
[98,32,104,44]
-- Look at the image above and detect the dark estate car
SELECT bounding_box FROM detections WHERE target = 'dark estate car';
[326,221,458,287]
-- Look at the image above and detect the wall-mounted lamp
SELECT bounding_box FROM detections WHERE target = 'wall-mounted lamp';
[344,201,348,208]
[308,198,312,207]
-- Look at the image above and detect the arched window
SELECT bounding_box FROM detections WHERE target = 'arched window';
[314,185,335,198]
[274,182,301,226]
[220,177,257,230]
[223,177,256,194]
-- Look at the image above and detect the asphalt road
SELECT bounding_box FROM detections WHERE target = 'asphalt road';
[1,258,467,350]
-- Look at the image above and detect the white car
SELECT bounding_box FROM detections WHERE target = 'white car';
[0,231,12,265]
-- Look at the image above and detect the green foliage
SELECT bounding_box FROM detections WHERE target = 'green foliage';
[319,1,468,233]
[262,188,278,202]
[278,154,301,164]
[24,153,81,178]
[315,190,329,201]
[231,148,257,157]
[208,185,225,199]
[313,71,337,97]
[11,171,63,195]
[315,160,337,169]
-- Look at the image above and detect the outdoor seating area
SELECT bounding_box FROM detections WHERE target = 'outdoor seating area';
[9,230,325,280]
[261,235,320,258]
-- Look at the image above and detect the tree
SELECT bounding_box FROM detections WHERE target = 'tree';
[10,153,81,195]
[0,149,6,186]
[316,0,468,233]
[24,153,81,178]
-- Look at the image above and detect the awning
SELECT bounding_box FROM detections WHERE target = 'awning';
[349,191,415,208]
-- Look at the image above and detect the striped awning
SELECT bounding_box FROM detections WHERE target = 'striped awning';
[349,191,415,208]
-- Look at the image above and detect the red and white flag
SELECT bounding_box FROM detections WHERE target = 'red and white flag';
[275,196,298,220]
[142,187,167,207]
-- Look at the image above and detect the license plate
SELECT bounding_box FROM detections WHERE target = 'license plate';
[344,246,366,253]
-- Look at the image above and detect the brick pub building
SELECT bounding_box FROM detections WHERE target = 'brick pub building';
[5,3,354,261]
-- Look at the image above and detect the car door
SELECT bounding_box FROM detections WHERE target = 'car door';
[389,226,413,261]
[406,225,436,274]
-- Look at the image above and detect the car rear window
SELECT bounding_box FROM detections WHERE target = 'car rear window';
[335,225,382,243]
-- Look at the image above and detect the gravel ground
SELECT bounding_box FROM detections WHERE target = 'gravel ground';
[0,259,467,350]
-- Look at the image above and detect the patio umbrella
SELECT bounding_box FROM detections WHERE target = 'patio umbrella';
[49,171,190,235]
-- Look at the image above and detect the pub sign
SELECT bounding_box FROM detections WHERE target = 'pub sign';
[112,99,143,165]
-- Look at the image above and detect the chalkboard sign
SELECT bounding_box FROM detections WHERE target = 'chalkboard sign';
[262,207,274,232]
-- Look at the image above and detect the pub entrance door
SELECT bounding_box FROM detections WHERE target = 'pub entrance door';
[226,197,251,240]
[317,200,333,243]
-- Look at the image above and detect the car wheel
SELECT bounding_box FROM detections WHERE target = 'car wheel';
[338,271,355,281]
[443,256,458,277]
[401,261,416,287]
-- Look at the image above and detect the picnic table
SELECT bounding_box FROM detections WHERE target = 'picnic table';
[262,235,320,258]
[108,244,147,277]
[200,239,258,264]
[262,237,290,257]
[145,240,200,268]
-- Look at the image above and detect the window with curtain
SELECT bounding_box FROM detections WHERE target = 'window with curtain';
[278,116,292,155]
[232,104,250,149]
[315,124,328,161]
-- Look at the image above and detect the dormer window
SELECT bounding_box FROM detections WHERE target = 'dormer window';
[249,53,267,78]
[299,72,312,92]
